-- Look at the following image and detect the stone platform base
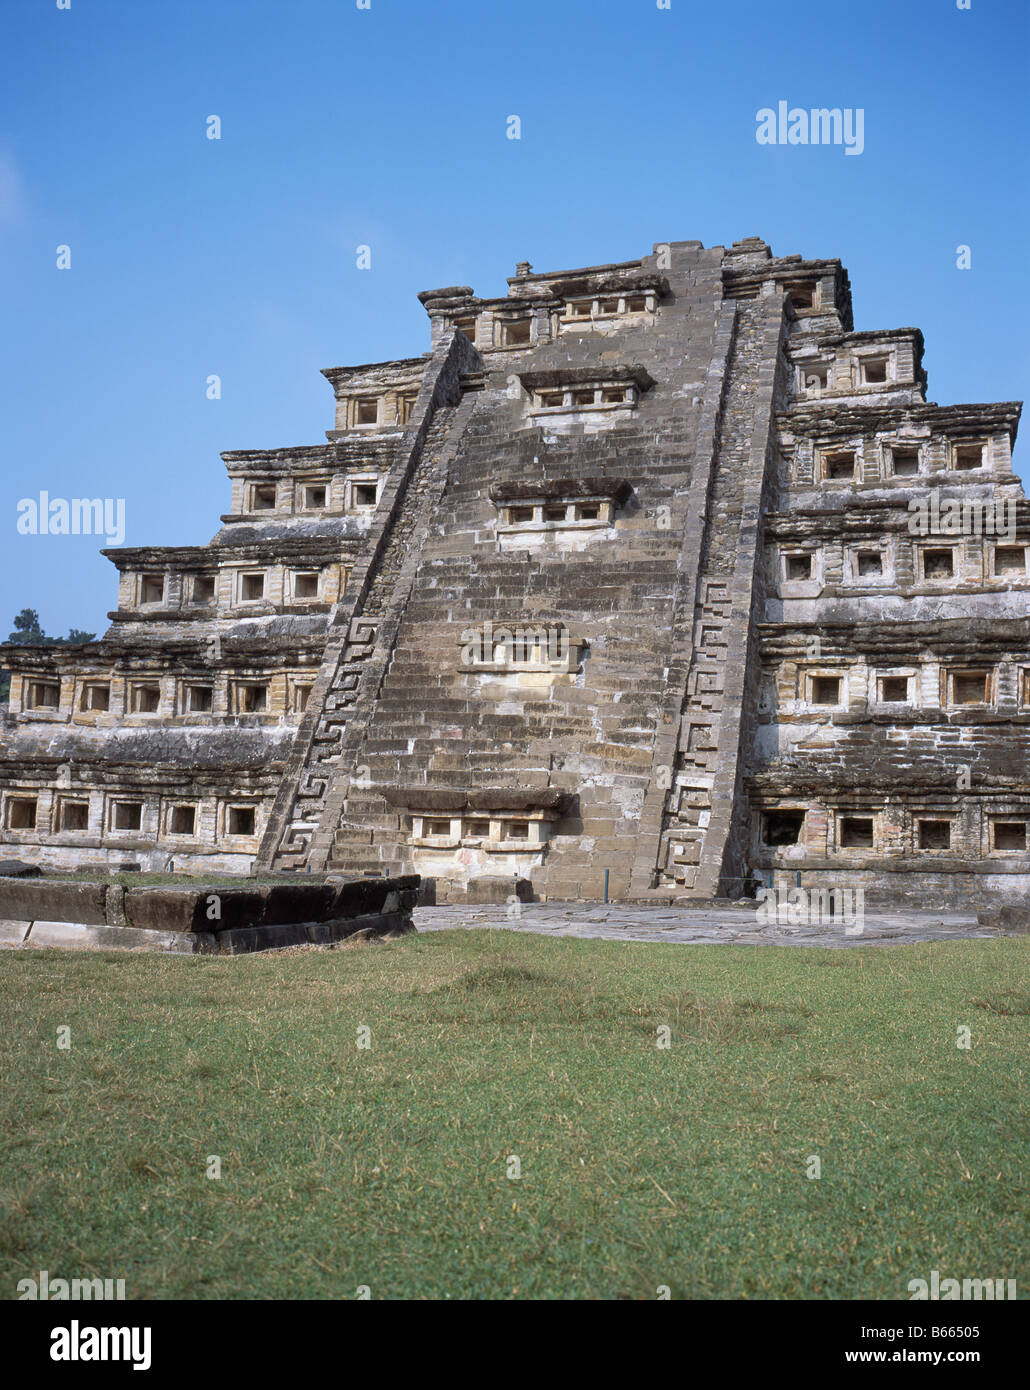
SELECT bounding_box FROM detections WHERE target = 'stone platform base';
[0,910,415,954]
[413,901,1014,948]
[0,877,419,954]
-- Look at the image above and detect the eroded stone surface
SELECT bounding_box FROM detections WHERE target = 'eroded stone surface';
[413,903,1001,949]
[0,876,420,953]
[0,237,1025,910]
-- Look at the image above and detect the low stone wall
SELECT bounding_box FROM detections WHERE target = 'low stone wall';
[763,865,1030,911]
[0,875,420,954]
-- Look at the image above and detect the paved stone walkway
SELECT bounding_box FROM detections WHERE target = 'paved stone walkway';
[413,903,1000,949]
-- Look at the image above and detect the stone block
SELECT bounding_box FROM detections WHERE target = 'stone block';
[200,888,269,931]
[123,888,217,935]
[329,876,420,919]
[0,879,108,926]
[25,920,210,953]
[977,905,1030,934]
[217,923,310,955]
[463,877,533,904]
[264,883,336,925]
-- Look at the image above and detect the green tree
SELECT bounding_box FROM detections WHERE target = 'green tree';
[8,608,45,644]
[5,610,95,647]
[0,611,97,704]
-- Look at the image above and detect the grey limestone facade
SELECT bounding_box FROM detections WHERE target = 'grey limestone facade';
[1,236,1026,907]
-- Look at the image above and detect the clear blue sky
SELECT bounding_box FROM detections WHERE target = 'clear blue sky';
[2,0,1027,636]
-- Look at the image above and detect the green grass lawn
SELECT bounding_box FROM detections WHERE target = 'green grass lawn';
[0,931,1026,1300]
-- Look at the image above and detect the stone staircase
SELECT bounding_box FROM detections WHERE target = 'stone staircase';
[326,418,686,887]
[264,242,784,900]
[257,329,482,872]
[274,403,472,872]
[631,293,789,895]
[319,245,745,898]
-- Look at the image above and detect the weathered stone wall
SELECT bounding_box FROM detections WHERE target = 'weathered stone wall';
[256,325,486,870]
[1,234,1024,906]
[312,242,732,899]
[0,875,419,954]
[0,342,437,873]
[749,263,1027,908]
